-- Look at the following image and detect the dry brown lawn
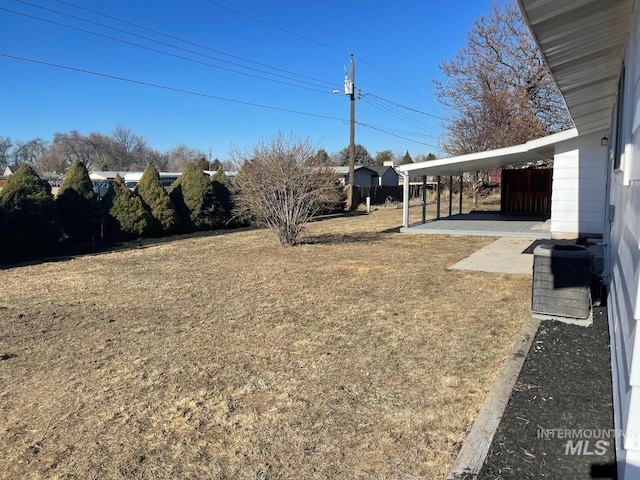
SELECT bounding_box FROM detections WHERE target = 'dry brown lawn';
[0,205,531,479]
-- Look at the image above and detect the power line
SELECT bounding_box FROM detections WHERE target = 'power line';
[3,1,447,150]
[362,96,440,134]
[203,0,440,117]
[205,0,346,55]
[355,121,440,149]
[361,123,439,140]
[364,92,448,121]
[5,3,336,94]
[356,55,432,101]
[0,52,344,121]
[35,0,448,143]
[1,52,438,149]
[49,0,338,89]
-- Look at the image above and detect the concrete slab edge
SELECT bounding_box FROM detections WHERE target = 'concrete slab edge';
[399,227,550,239]
[446,314,542,480]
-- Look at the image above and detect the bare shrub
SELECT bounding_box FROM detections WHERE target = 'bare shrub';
[232,134,343,246]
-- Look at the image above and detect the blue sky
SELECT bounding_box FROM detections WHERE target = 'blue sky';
[0,0,495,161]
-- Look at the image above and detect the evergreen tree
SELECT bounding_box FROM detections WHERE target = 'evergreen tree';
[374,150,394,166]
[210,170,237,225]
[337,144,373,166]
[103,174,153,241]
[195,157,210,170]
[210,158,222,172]
[315,148,331,165]
[56,160,102,244]
[0,164,60,262]
[136,163,179,235]
[170,162,221,232]
[400,150,413,165]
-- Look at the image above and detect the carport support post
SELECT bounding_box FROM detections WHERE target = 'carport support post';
[421,175,427,224]
[459,175,463,214]
[436,176,441,219]
[402,172,410,228]
[449,176,453,216]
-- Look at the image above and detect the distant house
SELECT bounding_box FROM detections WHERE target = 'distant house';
[331,165,380,187]
[3,164,61,187]
[368,166,400,186]
[89,171,127,198]
[3,164,21,176]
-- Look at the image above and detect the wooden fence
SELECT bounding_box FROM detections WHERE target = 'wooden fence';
[501,168,552,216]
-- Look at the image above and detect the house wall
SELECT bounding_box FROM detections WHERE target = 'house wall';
[550,132,607,239]
[379,169,399,187]
[354,169,377,187]
[607,4,640,478]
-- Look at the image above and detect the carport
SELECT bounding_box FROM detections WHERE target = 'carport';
[396,129,578,236]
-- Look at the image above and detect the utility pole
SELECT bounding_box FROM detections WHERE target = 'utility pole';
[348,53,355,187]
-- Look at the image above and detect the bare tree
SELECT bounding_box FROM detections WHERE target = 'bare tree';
[85,133,117,170]
[167,144,206,171]
[0,137,13,169]
[232,134,343,246]
[435,1,572,156]
[38,142,69,174]
[13,138,48,166]
[147,149,170,171]
[58,131,94,168]
[111,125,148,170]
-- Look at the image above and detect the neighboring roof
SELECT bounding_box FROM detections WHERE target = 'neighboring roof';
[88,171,126,180]
[368,166,399,176]
[396,128,578,177]
[331,165,379,176]
[3,164,21,175]
[518,0,633,135]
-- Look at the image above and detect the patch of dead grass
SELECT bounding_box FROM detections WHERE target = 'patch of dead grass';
[0,207,531,479]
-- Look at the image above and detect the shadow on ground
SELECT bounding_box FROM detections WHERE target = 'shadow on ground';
[0,225,255,270]
[301,230,394,245]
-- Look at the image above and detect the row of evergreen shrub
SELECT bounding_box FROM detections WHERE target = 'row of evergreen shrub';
[0,161,238,264]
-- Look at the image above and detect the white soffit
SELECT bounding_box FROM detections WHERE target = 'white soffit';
[518,0,633,135]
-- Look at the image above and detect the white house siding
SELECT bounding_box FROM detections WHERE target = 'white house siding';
[608,4,640,477]
[550,132,607,238]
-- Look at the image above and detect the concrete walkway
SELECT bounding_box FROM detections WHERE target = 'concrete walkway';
[450,237,536,275]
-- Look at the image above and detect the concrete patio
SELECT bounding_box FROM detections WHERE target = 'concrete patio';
[400,212,551,239]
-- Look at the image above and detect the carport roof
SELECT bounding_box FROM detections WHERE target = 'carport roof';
[396,128,578,177]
